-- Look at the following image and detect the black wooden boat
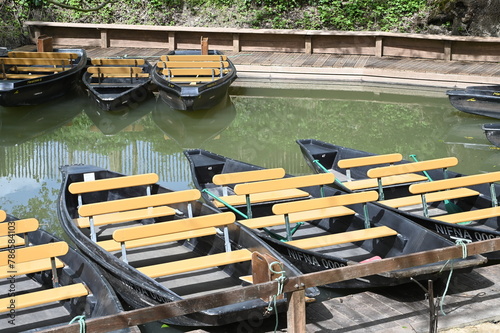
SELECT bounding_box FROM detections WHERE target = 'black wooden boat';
[447,85,500,119]
[57,164,319,327]
[0,49,87,107]
[82,57,153,112]
[183,149,485,288]
[151,50,237,111]
[0,213,132,333]
[482,123,500,147]
[297,138,500,260]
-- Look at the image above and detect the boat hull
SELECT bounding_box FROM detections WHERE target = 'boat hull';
[447,86,500,119]
[0,49,87,107]
[57,164,318,326]
[152,50,237,111]
[183,149,485,288]
[482,123,500,147]
[297,138,500,260]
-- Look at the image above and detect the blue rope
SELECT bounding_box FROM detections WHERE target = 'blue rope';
[266,261,286,333]
[69,315,86,333]
[439,238,471,315]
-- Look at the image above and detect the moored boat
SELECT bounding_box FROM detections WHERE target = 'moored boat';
[57,164,319,327]
[0,212,133,333]
[0,49,87,107]
[482,123,500,147]
[82,57,153,112]
[183,149,485,288]
[446,85,500,119]
[297,138,500,260]
[152,50,237,111]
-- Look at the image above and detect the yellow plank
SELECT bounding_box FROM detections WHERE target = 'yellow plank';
[87,66,144,74]
[75,206,177,228]
[0,242,68,266]
[287,226,397,250]
[69,173,159,194]
[12,66,65,72]
[380,188,480,208]
[158,61,230,68]
[113,212,235,243]
[0,257,64,279]
[0,235,25,249]
[0,210,6,222]
[160,55,227,61]
[98,227,217,252]
[78,189,200,217]
[434,206,500,224]
[138,249,252,278]
[0,58,71,65]
[0,218,39,236]
[0,283,88,312]
[166,77,217,83]
[213,168,285,186]
[272,191,379,215]
[91,58,145,65]
[338,153,403,169]
[409,171,500,194]
[344,173,428,191]
[213,188,310,207]
[2,73,46,79]
[367,157,458,178]
[162,68,221,76]
[8,51,78,59]
[240,206,355,229]
[234,173,335,195]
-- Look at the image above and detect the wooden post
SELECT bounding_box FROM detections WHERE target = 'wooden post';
[168,32,176,51]
[201,36,209,55]
[37,35,53,52]
[305,35,312,54]
[444,40,452,61]
[100,29,109,48]
[287,288,306,333]
[375,36,383,57]
[233,33,240,53]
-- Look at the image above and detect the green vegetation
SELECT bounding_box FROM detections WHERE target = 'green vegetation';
[1,0,451,48]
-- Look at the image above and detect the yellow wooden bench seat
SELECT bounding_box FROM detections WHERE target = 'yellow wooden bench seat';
[8,51,79,59]
[160,55,227,62]
[10,66,66,73]
[91,58,145,66]
[287,226,397,250]
[434,206,500,224]
[239,206,356,229]
[343,173,428,191]
[69,173,159,194]
[165,77,218,83]
[74,206,177,228]
[156,61,230,68]
[0,210,7,222]
[0,218,39,248]
[78,189,201,217]
[367,157,459,179]
[272,191,379,215]
[0,235,25,248]
[87,66,148,79]
[138,248,253,278]
[0,283,89,313]
[409,171,500,194]
[98,227,217,252]
[0,257,65,279]
[213,189,310,208]
[2,73,45,79]
[379,187,480,208]
[162,68,222,77]
[0,58,71,66]
[213,168,286,185]
[338,153,403,170]
[234,173,335,195]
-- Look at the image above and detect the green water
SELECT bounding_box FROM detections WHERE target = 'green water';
[0,79,497,239]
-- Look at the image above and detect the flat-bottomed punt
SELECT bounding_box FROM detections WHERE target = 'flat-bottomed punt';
[297,138,500,260]
[0,212,132,333]
[57,164,318,327]
[0,49,87,106]
[152,50,237,111]
[83,57,153,111]
[446,85,500,119]
[183,149,485,288]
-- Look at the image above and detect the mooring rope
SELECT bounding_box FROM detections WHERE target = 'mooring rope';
[266,261,286,333]
[69,315,86,333]
[439,238,471,315]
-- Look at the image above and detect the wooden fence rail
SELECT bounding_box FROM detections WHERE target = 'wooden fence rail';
[39,237,500,333]
[24,21,500,62]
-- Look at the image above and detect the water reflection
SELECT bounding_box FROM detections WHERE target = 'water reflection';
[0,80,498,237]
[152,94,236,149]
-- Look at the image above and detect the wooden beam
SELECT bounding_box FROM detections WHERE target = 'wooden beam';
[38,238,500,333]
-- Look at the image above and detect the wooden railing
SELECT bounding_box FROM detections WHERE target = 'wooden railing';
[24,21,500,62]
